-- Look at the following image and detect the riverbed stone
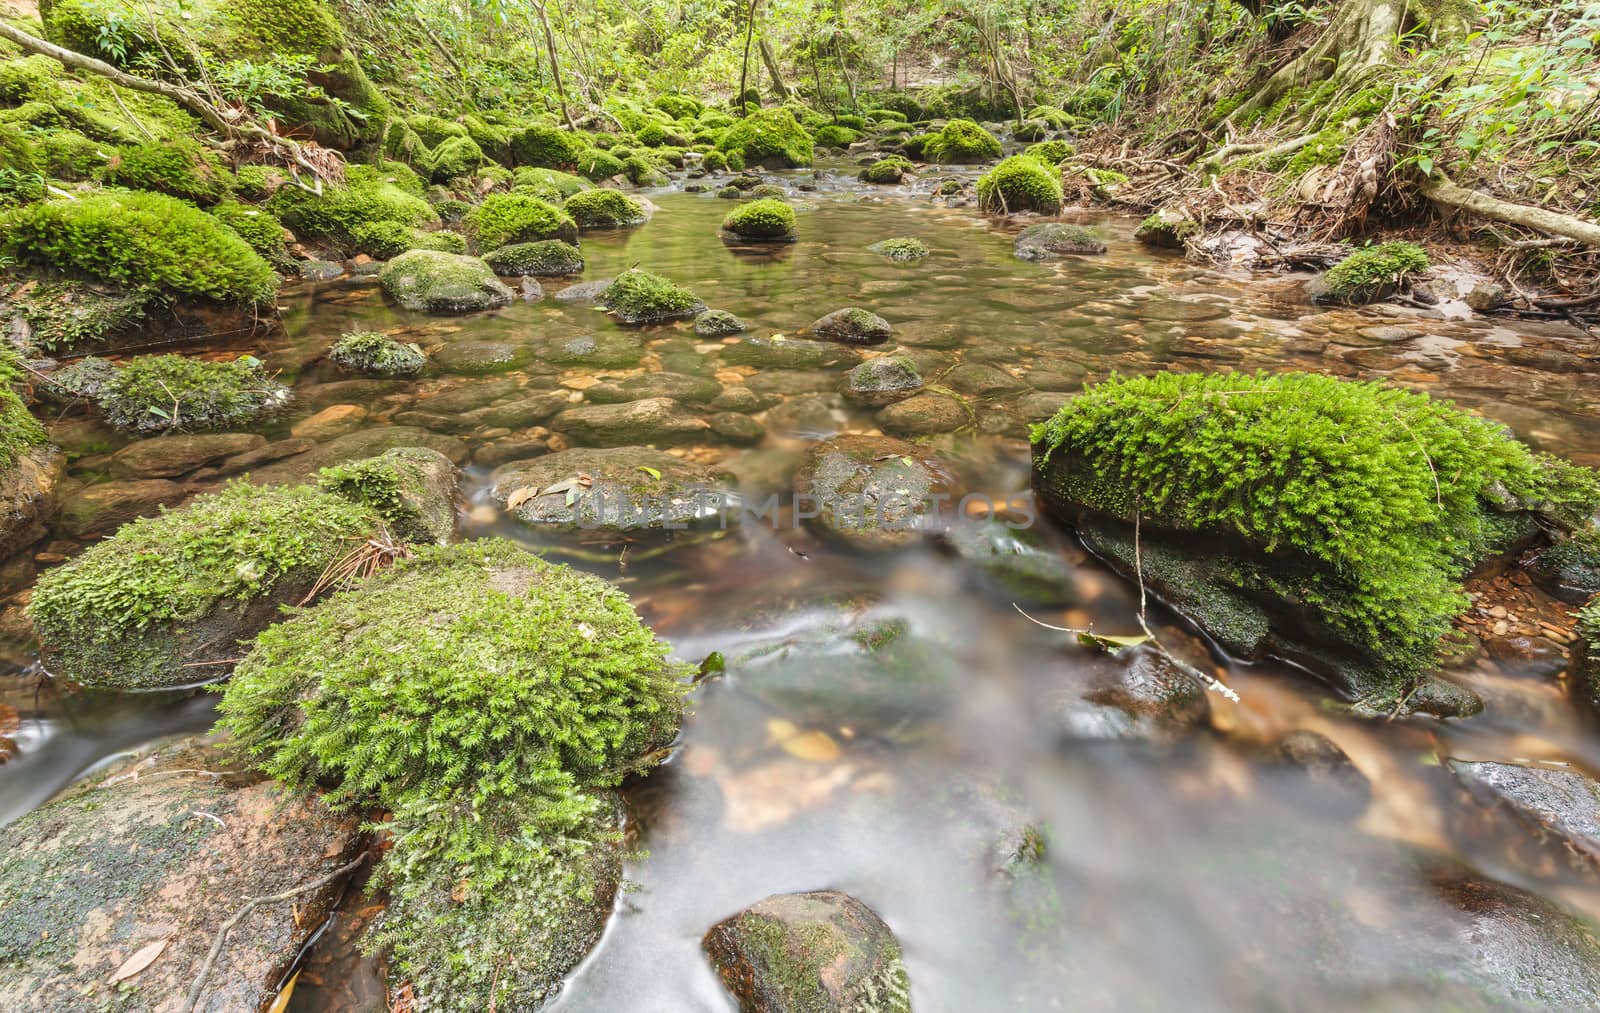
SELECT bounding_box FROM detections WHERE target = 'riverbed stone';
[110,432,266,479]
[246,427,469,486]
[810,307,893,345]
[942,361,1027,397]
[316,446,459,545]
[843,355,923,406]
[291,404,369,441]
[216,438,316,478]
[550,397,710,446]
[704,890,911,1013]
[1448,759,1600,879]
[1055,646,1211,743]
[379,250,514,314]
[877,392,968,435]
[940,519,1076,606]
[585,372,722,405]
[1264,729,1371,819]
[0,446,64,558]
[1014,223,1107,260]
[722,334,862,369]
[795,434,958,550]
[708,411,765,445]
[54,477,187,538]
[433,338,536,375]
[471,392,572,429]
[0,737,361,1013]
[489,446,735,533]
[696,309,747,337]
[710,386,780,413]
[539,332,646,368]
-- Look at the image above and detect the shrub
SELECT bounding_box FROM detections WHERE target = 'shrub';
[977,155,1064,215]
[483,240,584,276]
[463,192,578,249]
[99,353,291,433]
[98,139,232,205]
[329,330,427,377]
[721,198,797,241]
[601,269,704,324]
[564,189,648,229]
[1318,242,1430,305]
[924,119,1001,163]
[0,191,278,304]
[717,108,814,168]
[1032,371,1599,678]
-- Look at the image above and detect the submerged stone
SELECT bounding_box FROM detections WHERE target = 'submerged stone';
[704,890,911,1013]
[1014,223,1107,260]
[877,392,968,436]
[379,250,514,314]
[551,397,710,447]
[490,446,735,533]
[1448,759,1600,879]
[1055,646,1211,743]
[695,309,748,337]
[795,434,959,551]
[328,330,428,377]
[843,355,923,406]
[810,307,893,345]
[722,334,862,369]
[539,331,645,368]
[867,237,929,261]
[109,432,264,479]
[940,519,1076,606]
[585,372,722,405]
[1264,729,1372,819]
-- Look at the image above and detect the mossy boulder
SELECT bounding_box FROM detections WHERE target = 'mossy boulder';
[1311,241,1430,305]
[1134,208,1200,250]
[380,250,514,314]
[718,108,814,168]
[215,538,685,1009]
[0,737,361,1012]
[813,124,860,148]
[925,118,1002,163]
[514,166,592,199]
[0,192,277,306]
[564,188,650,229]
[695,309,747,337]
[722,198,798,242]
[491,446,736,534]
[576,147,627,181]
[1014,222,1107,260]
[98,354,291,435]
[977,155,1064,215]
[704,891,911,1013]
[601,269,705,324]
[329,330,428,377]
[99,138,233,205]
[29,481,388,690]
[1025,139,1076,163]
[868,237,929,262]
[0,373,60,559]
[509,124,588,169]
[811,307,893,345]
[859,155,914,184]
[463,192,579,249]
[210,200,292,269]
[484,239,585,276]
[421,134,487,182]
[317,446,457,544]
[843,355,923,406]
[1031,372,1598,708]
[267,179,440,258]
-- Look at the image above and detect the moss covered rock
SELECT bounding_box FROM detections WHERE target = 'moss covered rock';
[1312,241,1430,305]
[509,124,588,169]
[1031,372,1598,706]
[695,309,746,337]
[810,307,893,345]
[484,239,585,276]
[463,192,579,249]
[29,481,385,689]
[216,538,685,1009]
[925,118,1002,163]
[421,134,487,182]
[722,197,798,242]
[99,138,233,205]
[576,147,626,181]
[514,165,592,199]
[718,108,814,168]
[564,188,650,229]
[1025,139,1075,163]
[491,446,736,533]
[867,237,929,262]
[844,355,923,406]
[267,178,440,258]
[977,155,1064,215]
[99,354,291,435]
[317,446,457,544]
[813,124,860,148]
[329,330,428,377]
[796,434,958,551]
[1014,222,1106,260]
[380,250,514,314]
[1134,208,1199,250]
[601,269,705,324]
[0,192,277,306]
[704,890,912,1013]
[859,155,914,183]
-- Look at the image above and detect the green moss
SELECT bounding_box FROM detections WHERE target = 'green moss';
[717,108,814,168]
[813,124,860,147]
[977,155,1064,215]
[655,94,704,119]
[622,154,668,187]
[0,278,155,354]
[859,156,913,184]
[98,139,232,205]
[1025,105,1074,130]
[317,447,454,544]
[1319,242,1430,305]
[210,201,291,268]
[379,250,512,313]
[30,480,379,690]
[701,149,728,172]
[721,197,796,241]
[347,160,426,197]
[462,192,578,249]
[899,133,933,160]
[0,55,61,103]
[601,268,704,324]
[924,119,1001,163]
[406,114,468,148]
[574,147,625,181]
[267,179,440,257]
[99,353,289,434]
[867,237,929,262]
[1024,139,1075,163]
[0,191,277,304]
[483,240,583,277]
[513,166,590,199]
[1031,371,1600,678]
[215,538,685,1006]
[510,124,588,169]
[328,330,427,377]
[422,135,486,182]
[0,369,46,473]
[564,188,648,229]
[34,129,105,179]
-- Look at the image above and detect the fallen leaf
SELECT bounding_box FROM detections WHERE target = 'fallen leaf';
[1075,631,1151,654]
[108,938,168,984]
[637,465,662,480]
[766,718,841,763]
[266,970,300,1013]
[505,486,538,511]
[576,472,594,488]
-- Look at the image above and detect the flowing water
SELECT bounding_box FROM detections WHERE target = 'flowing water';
[6,159,1600,1010]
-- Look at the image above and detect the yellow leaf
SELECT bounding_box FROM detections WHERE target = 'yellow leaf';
[108,938,168,984]
[505,486,538,511]
[266,969,300,1013]
[766,718,841,763]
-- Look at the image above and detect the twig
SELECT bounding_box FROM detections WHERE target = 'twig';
[180,853,367,1013]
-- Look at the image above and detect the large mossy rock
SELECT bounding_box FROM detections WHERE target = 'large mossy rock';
[600,268,705,324]
[976,155,1064,215]
[97,354,292,435]
[923,118,1001,163]
[1013,222,1106,260]
[490,446,736,534]
[379,250,514,314]
[717,108,815,168]
[216,539,685,1009]
[0,737,361,1012]
[30,462,455,690]
[704,890,912,1013]
[0,377,58,558]
[315,446,458,544]
[722,198,798,242]
[1031,372,1596,710]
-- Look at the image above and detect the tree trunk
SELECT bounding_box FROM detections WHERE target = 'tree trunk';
[1225,0,1408,128]
[738,0,758,103]
[1421,174,1600,248]
[759,38,789,100]
[531,1,574,128]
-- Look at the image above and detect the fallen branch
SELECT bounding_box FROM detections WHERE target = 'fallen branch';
[1420,172,1600,248]
[179,853,367,1013]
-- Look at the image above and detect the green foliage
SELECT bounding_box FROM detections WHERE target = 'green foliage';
[576,148,626,180]
[924,119,1001,163]
[1320,242,1430,304]
[99,353,291,434]
[601,268,704,324]
[0,56,62,104]
[35,129,106,179]
[210,201,290,268]
[0,359,46,472]
[977,155,1064,215]
[268,178,440,257]
[483,240,584,276]
[721,197,797,240]
[1032,371,1599,676]
[0,191,277,304]
[0,280,154,353]
[564,188,648,229]
[463,192,578,249]
[718,108,814,168]
[328,330,427,377]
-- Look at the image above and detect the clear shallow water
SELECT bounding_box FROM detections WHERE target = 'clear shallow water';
[6,162,1600,1010]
